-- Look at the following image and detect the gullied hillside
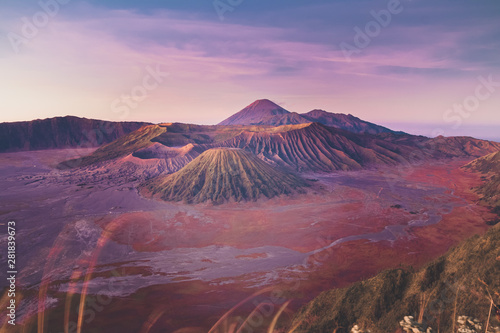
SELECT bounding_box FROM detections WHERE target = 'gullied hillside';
[58,122,500,174]
[139,148,307,204]
[464,151,500,208]
[291,224,500,333]
[0,116,149,152]
[206,123,410,172]
[205,124,500,172]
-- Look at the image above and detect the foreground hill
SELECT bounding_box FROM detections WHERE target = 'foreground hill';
[464,151,500,208]
[0,116,149,152]
[139,148,307,204]
[218,99,397,134]
[291,223,500,333]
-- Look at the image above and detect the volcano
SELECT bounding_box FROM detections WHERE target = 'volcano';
[139,148,307,204]
[218,99,397,134]
[218,99,304,126]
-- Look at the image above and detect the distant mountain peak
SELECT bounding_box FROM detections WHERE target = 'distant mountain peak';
[249,99,285,108]
[240,99,289,113]
[218,99,291,126]
[218,100,399,134]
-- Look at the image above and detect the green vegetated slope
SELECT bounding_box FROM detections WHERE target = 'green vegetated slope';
[464,151,500,209]
[291,224,500,333]
[139,148,308,204]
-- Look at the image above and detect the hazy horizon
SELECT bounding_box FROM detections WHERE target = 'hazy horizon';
[1,0,499,139]
[2,108,499,143]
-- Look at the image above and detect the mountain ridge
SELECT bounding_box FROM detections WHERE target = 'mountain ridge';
[0,116,150,153]
[57,122,500,174]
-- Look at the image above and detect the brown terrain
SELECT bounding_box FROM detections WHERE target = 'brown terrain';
[1,153,496,333]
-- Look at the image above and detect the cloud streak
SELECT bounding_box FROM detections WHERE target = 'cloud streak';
[0,0,498,138]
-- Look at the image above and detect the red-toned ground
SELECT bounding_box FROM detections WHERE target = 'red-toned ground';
[4,158,495,333]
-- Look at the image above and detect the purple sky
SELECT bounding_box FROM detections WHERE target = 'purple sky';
[0,0,499,140]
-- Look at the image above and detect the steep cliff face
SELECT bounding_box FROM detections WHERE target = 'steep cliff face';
[0,116,149,152]
[139,148,307,204]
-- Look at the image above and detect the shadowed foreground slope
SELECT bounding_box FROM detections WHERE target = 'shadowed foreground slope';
[291,223,500,333]
[139,148,307,204]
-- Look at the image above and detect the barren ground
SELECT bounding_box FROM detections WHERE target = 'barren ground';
[0,150,493,333]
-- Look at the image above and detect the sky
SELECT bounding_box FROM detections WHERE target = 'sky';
[0,0,499,140]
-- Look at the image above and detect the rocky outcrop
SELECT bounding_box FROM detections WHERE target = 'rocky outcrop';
[399,316,432,333]
[351,324,371,333]
[457,316,484,333]
[456,315,499,333]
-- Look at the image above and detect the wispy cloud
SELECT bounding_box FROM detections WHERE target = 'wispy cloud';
[0,0,498,138]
